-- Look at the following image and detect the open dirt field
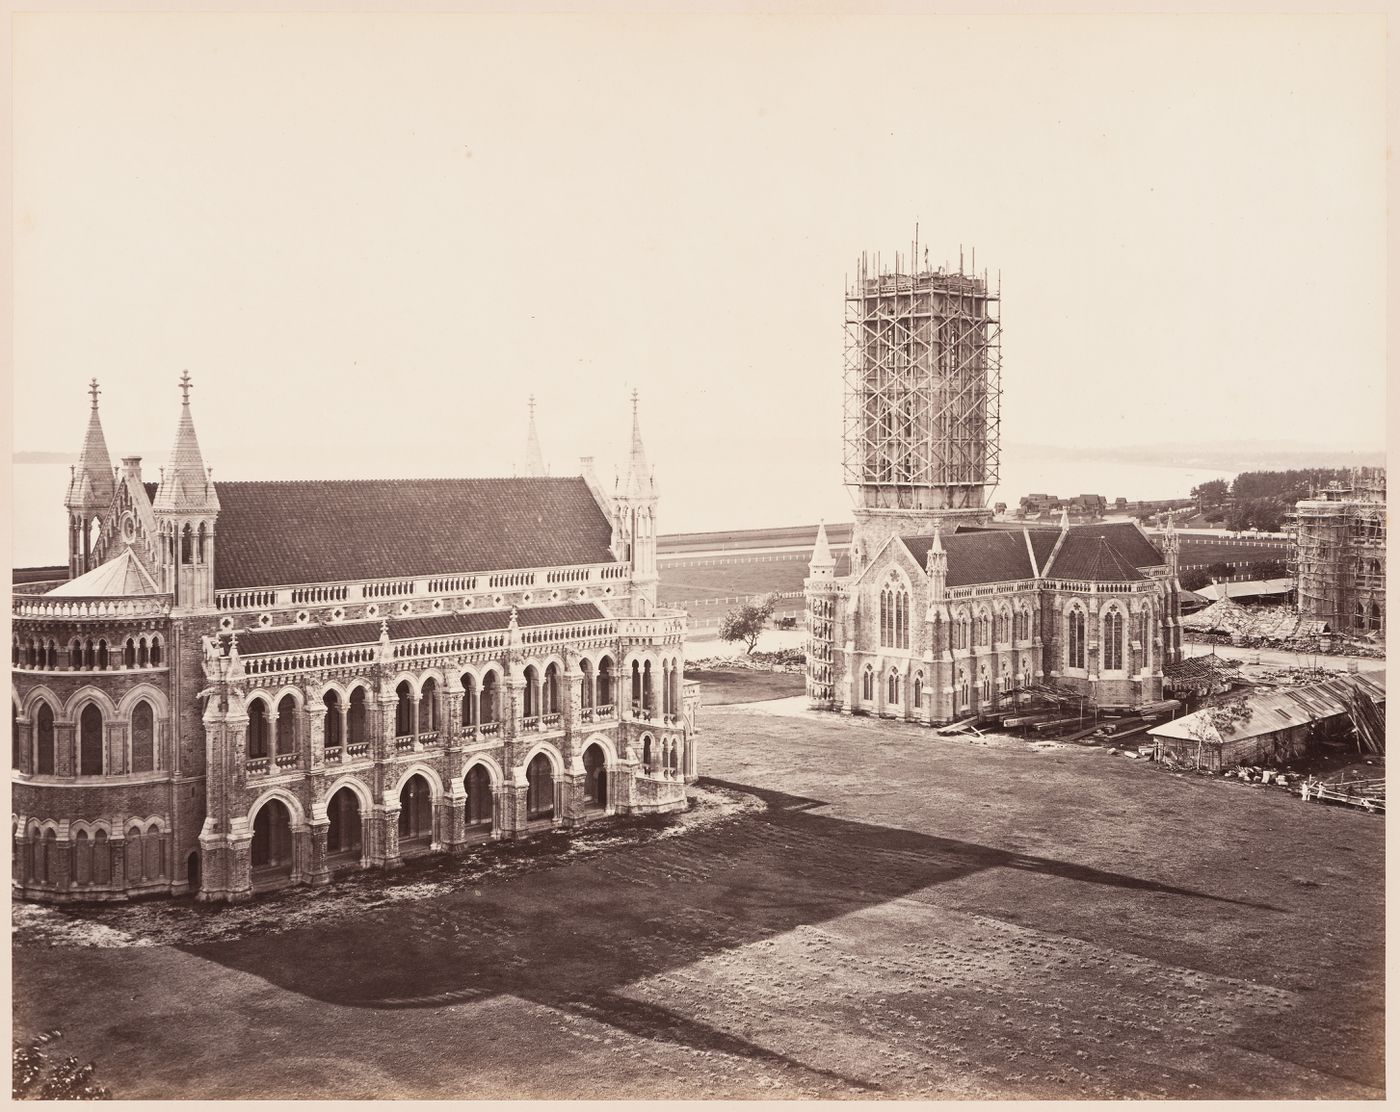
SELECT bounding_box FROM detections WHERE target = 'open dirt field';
[12,704,1383,1100]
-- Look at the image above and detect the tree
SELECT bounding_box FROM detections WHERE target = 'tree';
[1192,479,1230,512]
[1179,568,1210,592]
[1206,562,1233,582]
[1252,559,1288,579]
[719,594,776,654]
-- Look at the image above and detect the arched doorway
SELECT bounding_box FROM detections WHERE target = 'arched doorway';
[525,753,555,821]
[251,799,294,881]
[326,787,363,861]
[187,851,201,893]
[398,774,433,853]
[465,764,493,832]
[582,744,607,811]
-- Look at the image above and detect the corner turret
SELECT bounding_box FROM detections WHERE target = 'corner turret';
[614,391,658,614]
[64,378,118,577]
[153,372,220,610]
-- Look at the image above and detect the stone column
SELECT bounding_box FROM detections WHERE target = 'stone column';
[563,665,582,762]
[377,695,396,761]
[443,675,463,749]
[108,836,126,893]
[440,783,466,852]
[380,804,402,869]
[308,707,324,769]
[308,804,331,886]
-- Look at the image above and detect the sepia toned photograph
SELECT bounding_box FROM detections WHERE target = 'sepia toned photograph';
[7,9,1386,1101]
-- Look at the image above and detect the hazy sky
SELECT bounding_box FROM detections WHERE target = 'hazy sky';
[11,13,1386,534]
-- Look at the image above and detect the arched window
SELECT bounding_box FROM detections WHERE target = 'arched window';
[1371,603,1383,631]
[323,691,342,750]
[93,830,110,885]
[526,754,555,820]
[79,704,104,776]
[131,700,155,773]
[958,669,970,708]
[630,661,642,709]
[247,699,270,760]
[395,681,414,737]
[979,668,992,705]
[326,788,362,857]
[250,805,290,874]
[523,666,540,719]
[642,660,654,712]
[137,638,149,667]
[69,640,82,670]
[398,776,433,845]
[418,678,438,732]
[75,830,93,885]
[45,641,57,669]
[862,666,874,702]
[36,703,55,775]
[887,671,900,704]
[96,640,109,670]
[123,639,136,668]
[1103,609,1124,671]
[149,637,162,668]
[913,673,923,709]
[465,765,493,828]
[481,672,499,723]
[582,744,607,808]
[276,695,297,755]
[597,659,614,707]
[1068,609,1086,670]
[181,523,193,565]
[348,687,368,744]
[543,664,560,715]
[460,674,477,726]
[197,522,208,564]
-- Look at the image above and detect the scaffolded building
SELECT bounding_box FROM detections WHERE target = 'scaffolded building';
[1293,469,1386,639]
[842,247,1001,556]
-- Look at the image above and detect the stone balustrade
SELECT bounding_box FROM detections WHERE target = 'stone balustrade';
[215,561,635,613]
[13,595,172,620]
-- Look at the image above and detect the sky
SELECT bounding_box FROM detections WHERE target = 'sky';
[10,12,1387,538]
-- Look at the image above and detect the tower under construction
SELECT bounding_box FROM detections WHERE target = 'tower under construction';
[1293,469,1386,639]
[843,245,1001,558]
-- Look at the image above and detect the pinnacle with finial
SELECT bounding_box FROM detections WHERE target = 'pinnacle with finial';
[179,370,192,404]
[88,378,101,409]
[528,393,536,419]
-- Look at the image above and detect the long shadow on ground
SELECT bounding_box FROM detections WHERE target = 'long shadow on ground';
[171,780,1276,1089]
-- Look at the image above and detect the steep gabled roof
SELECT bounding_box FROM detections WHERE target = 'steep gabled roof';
[212,477,618,590]
[1045,522,1163,580]
[1068,537,1147,582]
[224,601,605,655]
[902,530,1034,587]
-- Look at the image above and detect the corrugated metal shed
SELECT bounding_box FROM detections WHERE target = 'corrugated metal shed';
[1150,672,1386,746]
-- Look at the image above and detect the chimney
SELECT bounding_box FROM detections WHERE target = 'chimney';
[121,456,143,483]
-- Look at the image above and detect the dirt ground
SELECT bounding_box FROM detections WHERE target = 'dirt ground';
[11,703,1384,1100]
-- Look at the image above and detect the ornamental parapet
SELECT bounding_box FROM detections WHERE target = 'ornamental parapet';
[215,561,633,613]
[617,610,687,643]
[13,595,172,621]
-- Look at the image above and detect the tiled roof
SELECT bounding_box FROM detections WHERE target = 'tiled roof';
[1057,537,1146,582]
[212,478,616,590]
[224,601,606,655]
[1027,529,1059,572]
[902,530,1034,587]
[1046,522,1163,578]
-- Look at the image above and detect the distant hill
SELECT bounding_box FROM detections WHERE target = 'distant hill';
[13,451,76,464]
[1009,441,1385,471]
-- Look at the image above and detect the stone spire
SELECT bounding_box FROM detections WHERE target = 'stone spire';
[1059,506,1071,532]
[524,394,546,477]
[623,389,653,501]
[153,371,220,514]
[1163,513,1180,579]
[65,377,116,513]
[809,520,835,573]
[926,523,948,600]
